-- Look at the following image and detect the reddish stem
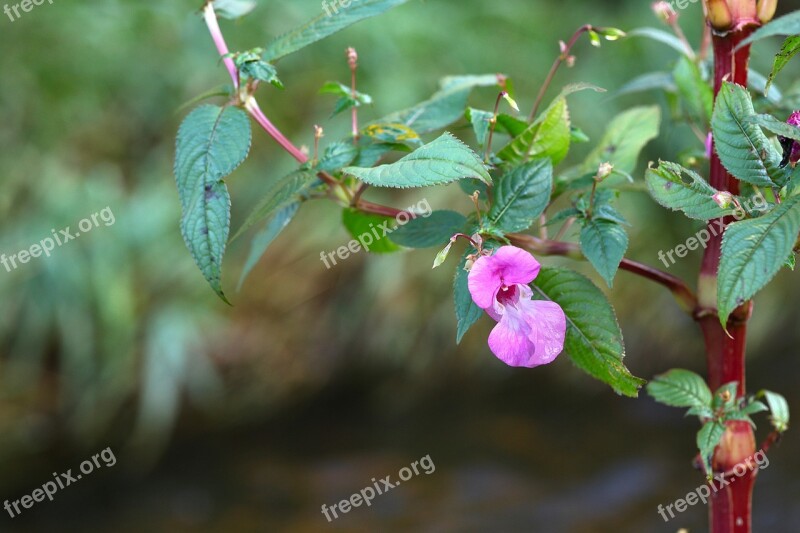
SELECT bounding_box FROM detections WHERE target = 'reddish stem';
[202,2,239,90]
[699,20,757,533]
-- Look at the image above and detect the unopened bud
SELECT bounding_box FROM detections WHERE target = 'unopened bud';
[314,124,324,139]
[566,55,576,68]
[346,47,358,70]
[712,191,735,209]
[652,1,678,24]
[756,0,777,23]
[705,0,733,31]
[596,162,614,181]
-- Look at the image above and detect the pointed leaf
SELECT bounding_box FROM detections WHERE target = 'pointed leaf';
[488,159,553,233]
[580,220,629,288]
[454,252,483,343]
[498,97,570,164]
[390,210,467,248]
[579,106,661,175]
[697,421,726,478]
[645,161,732,220]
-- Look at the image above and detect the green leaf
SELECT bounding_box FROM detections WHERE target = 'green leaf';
[578,106,661,175]
[718,195,800,325]
[466,108,494,148]
[232,169,317,241]
[320,81,373,117]
[580,220,628,288]
[362,123,423,149]
[627,27,693,56]
[390,210,467,248]
[647,368,712,409]
[343,132,491,188]
[372,75,500,134]
[262,0,408,61]
[761,390,790,432]
[213,0,256,19]
[233,50,284,89]
[697,421,725,478]
[712,382,739,411]
[738,11,800,47]
[498,97,570,165]
[174,105,252,302]
[744,113,800,143]
[645,161,732,220]
[454,252,483,343]
[748,68,783,106]
[767,36,800,92]
[740,400,769,416]
[488,159,553,233]
[495,113,528,137]
[617,71,677,97]
[237,202,299,290]
[531,268,645,397]
[673,56,713,124]
[341,208,400,254]
[711,82,782,188]
[318,142,359,172]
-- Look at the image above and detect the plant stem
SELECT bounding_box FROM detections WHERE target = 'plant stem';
[202,2,239,90]
[698,15,757,533]
[528,25,592,122]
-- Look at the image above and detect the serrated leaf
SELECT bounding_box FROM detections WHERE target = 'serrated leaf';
[321,81,372,117]
[718,195,800,325]
[262,0,408,61]
[711,82,782,188]
[748,68,783,106]
[488,159,553,233]
[237,202,299,290]
[175,105,252,302]
[594,204,629,225]
[213,0,256,19]
[362,123,422,149]
[233,169,317,241]
[238,58,283,89]
[645,161,732,220]
[745,113,800,143]
[343,132,490,188]
[466,108,494,148]
[762,390,790,432]
[767,36,800,92]
[341,208,400,254]
[498,97,570,165]
[698,421,725,478]
[454,252,483,343]
[318,142,359,172]
[390,210,467,248]
[738,11,800,47]
[578,106,661,175]
[372,75,500,134]
[673,56,713,124]
[740,400,769,415]
[531,268,645,397]
[580,220,628,288]
[647,371,711,412]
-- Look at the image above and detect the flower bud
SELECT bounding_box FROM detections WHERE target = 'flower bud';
[704,0,733,31]
[652,1,678,24]
[596,162,614,182]
[712,191,735,209]
[756,0,777,23]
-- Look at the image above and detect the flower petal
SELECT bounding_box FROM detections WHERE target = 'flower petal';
[520,300,567,366]
[468,246,541,309]
[487,304,536,367]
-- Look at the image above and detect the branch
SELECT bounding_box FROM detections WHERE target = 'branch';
[507,233,698,313]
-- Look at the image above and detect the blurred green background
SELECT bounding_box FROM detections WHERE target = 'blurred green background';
[1,0,799,531]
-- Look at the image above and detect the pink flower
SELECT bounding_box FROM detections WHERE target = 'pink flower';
[785,110,800,166]
[467,246,567,367]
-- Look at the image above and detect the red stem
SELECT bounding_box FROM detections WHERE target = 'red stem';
[699,20,757,533]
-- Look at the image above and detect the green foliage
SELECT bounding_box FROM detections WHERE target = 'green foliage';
[647,369,713,409]
[174,105,252,302]
[761,390,790,433]
[697,421,725,477]
[262,0,409,61]
[617,71,676,97]
[745,113,800,143]
[362,123,423,149]
[233,169,317,240]
[711,82,784,188]
[488,159,553,233]
[342,208,401,253]
[577,106,661,175]
[767,36,800,92]
[231,49,283,89]
[373,75,500,134]
[531,268,645,397]
[627,27,694,57]
[320,81,373,117]
[739,11,800,47]
[453,252,483,344]
[317,141,359,172]
[498,97,570,164]
[390,210,467,248]
[580,219,628,288]
[645,161,732,220]
[673,56,713,125]
[343,132,491,188]
[718,196,800,325]
[237,203,299,290]
[465,108,494,149]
